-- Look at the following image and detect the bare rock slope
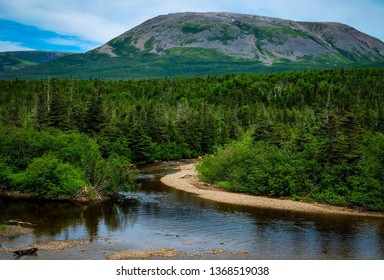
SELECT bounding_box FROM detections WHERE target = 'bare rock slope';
[96,12,384,64]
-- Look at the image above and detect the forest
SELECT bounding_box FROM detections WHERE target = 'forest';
[0,68,383,210]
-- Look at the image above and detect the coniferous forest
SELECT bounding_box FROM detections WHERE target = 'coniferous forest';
[0,68,383,210]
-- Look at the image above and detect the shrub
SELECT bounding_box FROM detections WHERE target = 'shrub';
[197,132,303,197]
[23,154,85,199]
[102,156,138,197]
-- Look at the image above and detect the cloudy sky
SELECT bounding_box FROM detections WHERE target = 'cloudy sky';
[1,0,383,52]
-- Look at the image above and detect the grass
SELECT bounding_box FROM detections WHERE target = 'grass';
[215,181,233,189]
[0,224,33,237]
[181,22,214,34]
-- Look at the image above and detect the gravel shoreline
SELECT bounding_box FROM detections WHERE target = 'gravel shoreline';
[160,163,384,218]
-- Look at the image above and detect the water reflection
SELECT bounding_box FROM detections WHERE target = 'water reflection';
[237,207,384,259]
[1,172,384,259]
[0,197,139,240]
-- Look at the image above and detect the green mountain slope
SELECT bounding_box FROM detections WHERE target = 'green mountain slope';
[1,12,384,79]
[0,53,36,71]
[0,51,72,72]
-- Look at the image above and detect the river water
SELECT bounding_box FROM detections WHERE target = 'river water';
[1,162,384,260]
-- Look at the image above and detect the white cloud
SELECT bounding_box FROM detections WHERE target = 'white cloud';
[0,41,34,52]
[44,37,99,51]
[0,1,128,44]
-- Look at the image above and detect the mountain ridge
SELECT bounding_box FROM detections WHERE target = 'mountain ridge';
[94,12,384,63]
[0,51,73,72]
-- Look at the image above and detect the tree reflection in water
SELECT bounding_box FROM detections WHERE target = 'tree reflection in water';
[0,197,139,240]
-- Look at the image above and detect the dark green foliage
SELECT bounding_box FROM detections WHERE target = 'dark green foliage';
[47,79,68,129]
[318,110,363,166]
[102,156,138,197]
[197,133,307,197]
[0,68,383,209]
[198,127,384,211]
[85,81,106,134]
[126,124,154,163]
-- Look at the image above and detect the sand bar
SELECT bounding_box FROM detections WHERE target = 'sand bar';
[160,163,384,217]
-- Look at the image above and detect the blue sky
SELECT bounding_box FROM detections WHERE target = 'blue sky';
[1,0,383,52]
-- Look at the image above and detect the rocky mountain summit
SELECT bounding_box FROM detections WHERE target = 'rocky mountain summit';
[95,12,384,64]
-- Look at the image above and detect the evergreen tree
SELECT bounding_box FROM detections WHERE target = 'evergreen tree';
[85,81,106,134]
[126,124,153,163]
[47,79,68,129]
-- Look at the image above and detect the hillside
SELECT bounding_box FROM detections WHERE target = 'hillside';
[96,12,384,63]
[1,12,384,79]
[0,51,73,72]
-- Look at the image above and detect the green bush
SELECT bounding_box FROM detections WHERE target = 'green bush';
[102,156,138,197]
[6,153,84,199]
[0,127,139,199]
[197,132,304,197]
[0,157,13,188]
[152,141,183,160]
[313,188,347,206]
[23,154,85,199]
[197,129,384,211]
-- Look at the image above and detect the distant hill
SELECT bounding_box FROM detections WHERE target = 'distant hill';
[1,12,384,79]
[0,51,72,71]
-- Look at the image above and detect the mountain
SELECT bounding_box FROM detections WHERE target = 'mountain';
[0,51,72,72]
[95,12,384,63]
[1,12,384,79]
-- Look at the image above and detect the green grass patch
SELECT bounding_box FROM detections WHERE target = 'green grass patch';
[215,181,234,190]
[181,22,213,34]
[144,37,156,52]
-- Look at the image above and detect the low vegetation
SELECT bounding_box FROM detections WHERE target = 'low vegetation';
[0,224,33,237]
[197,130,384,211]
[0,128,137,200]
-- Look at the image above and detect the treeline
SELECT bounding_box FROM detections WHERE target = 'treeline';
[0,68,383,206]
[197,130,384,211]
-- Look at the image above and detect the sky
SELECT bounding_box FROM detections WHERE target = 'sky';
[1,0,383,52]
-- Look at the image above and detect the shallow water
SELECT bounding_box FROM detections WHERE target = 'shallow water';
[1,163,384,260]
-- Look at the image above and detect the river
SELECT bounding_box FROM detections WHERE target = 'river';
[1,161,384,260]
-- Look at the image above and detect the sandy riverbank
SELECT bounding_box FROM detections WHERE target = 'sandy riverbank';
[160,163,384,218]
